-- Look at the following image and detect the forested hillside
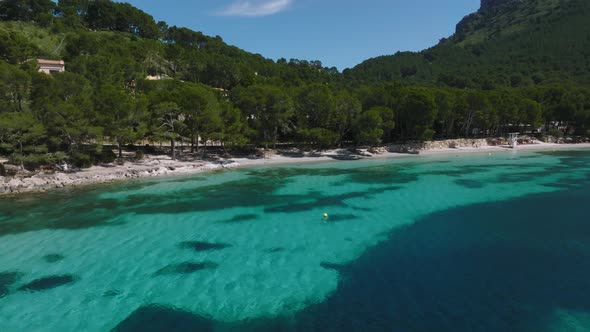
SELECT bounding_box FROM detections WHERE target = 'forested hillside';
[1,0,589,170]
[347,0,590,88]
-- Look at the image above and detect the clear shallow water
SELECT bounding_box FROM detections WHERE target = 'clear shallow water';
[1,149,590,331]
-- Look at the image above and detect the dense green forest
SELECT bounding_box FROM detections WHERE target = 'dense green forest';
[347,0,590,88]
[1,0,589,169]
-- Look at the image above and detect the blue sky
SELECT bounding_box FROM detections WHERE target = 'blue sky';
[121,0,479,70]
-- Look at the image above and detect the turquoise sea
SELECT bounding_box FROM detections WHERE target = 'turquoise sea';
[1,148,590,331]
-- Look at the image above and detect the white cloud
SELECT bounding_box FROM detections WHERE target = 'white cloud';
[216,0,293,17]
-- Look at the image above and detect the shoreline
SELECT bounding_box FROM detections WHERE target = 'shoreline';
[2,141,590,196]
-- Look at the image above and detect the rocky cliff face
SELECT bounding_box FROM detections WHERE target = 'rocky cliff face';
[480,0,524,11]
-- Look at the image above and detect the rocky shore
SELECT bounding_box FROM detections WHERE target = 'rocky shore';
[2,139,590,196]
[0,155,236,195]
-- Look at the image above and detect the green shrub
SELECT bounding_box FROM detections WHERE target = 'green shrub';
[135,151,145,160]
[51,152,68,164]
[144,144,156,154]
[70,153,93,168]
[97,149,116,164]
[8,154,24,168]
[5,154,47,171]
[0,142,14,155]
[548,128,563,138]
[21,154,51,171]
[299,128,340,149]
[420,129,436,142]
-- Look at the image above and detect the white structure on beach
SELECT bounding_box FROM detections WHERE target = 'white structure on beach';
[37,59,65,74]
[508,133,519,148]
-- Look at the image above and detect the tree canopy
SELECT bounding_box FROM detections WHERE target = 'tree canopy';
[1,0,589,169]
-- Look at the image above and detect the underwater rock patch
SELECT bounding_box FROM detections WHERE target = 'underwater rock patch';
[112,304,215,332]
[266,186,400,214]
[454,179,485,189]
[178,241,232,252]
[223,214,258,223]
[42,253,65,263]
[0,271,22,298]
[103,290,122,297]
[264,247,285,253]
[0,271,22,288]
[347,165,419,185]
[18,275,76,292]
[325,214,359,222]
[351,206,373,212]
[320,262,348,273]
[154,262,218,276]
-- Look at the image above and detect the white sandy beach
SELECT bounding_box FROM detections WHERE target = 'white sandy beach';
[1,140,590,195]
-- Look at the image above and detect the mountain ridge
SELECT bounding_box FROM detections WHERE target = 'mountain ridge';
[480,0,526,12]
[347,0,590,88]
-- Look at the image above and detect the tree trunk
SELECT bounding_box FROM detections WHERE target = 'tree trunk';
[19,140,24,170]
[191,133,195,153]
[171,139,176,160]
[263,129,269,149]
[462,110,475,137]
[179,137,183,157]
[118,142,123,159]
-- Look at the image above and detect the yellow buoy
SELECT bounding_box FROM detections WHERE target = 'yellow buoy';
[323,213,329,219]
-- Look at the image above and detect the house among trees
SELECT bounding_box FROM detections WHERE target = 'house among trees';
[37,59,65,74]
[212,87,229,98]
[146,74,165,80]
